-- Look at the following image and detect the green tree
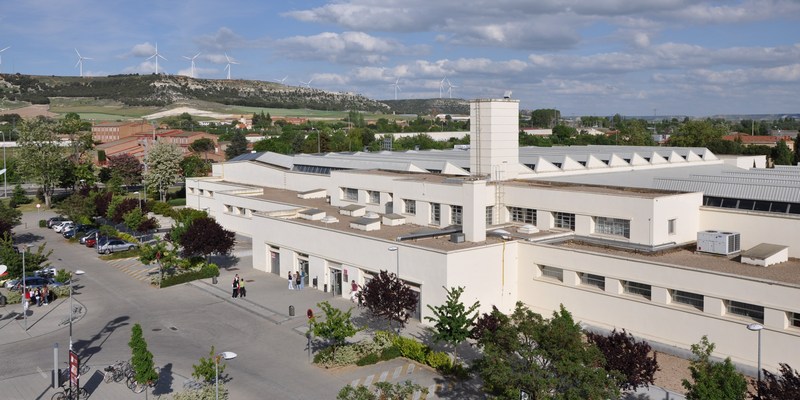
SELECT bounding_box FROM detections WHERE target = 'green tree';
[0,234,51,279]
[144,141,183,202]
[57,192,95,224]
[10,183,31,207]
[670,120,726,147]
[551,124,577,142]
[225,131,249,160]
[531,109,560,128]
[128,323,158,385]
[16,117,64,207]
[107,153,143,188]
[310,301,361,357]
[0,202,22,237]
[425,286,480,364]
[681,335,747,400]
[474,302,620,400]
[180,154,211,178]
[189,138,215,160]
[191,345,226,383]
[772,140,794,165]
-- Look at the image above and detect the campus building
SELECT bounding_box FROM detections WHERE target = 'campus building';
[186,98,800,373]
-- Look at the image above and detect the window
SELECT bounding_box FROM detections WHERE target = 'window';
[580,273,605,290]
[540,266,563,282]
[344,187,358,201]
[726,300,764,323]
[623,281,651,300]
[554,212,575,230]
[225,205,233,213]
[368,190,380,204]
[451,205,463,225]
[486,206,494,226]
[430,203,441,225]
[791,312,800,328]
[668,219,677,235]
[595,217,630,238]
[672,290,704,310]
[509,207,536,224]
[404,199,416,215]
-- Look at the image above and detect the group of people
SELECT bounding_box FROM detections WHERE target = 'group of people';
[287,271,305,290]
[231,274,246,298]
[23,285,51,310]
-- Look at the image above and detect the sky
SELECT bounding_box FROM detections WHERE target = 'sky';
[0,0,798,117]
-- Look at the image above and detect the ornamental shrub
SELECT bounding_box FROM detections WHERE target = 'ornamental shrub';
[426,351,452,372]
[392,335,429,363]
[160,263,219,288]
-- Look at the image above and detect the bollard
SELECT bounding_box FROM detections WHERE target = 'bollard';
[312,277,318,288]
[289,305,295,317]
[212,276,218,284]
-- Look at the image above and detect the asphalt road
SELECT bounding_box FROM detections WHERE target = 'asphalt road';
[0,210,438,399]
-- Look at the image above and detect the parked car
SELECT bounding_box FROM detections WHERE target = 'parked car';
[85,235,111,248]
[53,221,74,233]
[79,229,100,244]
[7,276,63,291]
[63,224,94,239]
[96,239,137,254]
[47,216,68,228]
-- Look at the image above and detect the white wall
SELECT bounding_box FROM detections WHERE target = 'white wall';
[700,207,800,257]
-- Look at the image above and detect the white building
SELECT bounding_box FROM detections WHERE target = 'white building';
[187,98,800,373]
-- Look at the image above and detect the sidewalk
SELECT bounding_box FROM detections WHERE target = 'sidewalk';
[0,295,79,346]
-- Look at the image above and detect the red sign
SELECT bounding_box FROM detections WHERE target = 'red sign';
[307,309,314,319]
[69,350,80,389]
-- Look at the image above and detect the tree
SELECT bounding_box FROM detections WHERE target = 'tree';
[178,217,235,258]
[57,193,95,224]
[123,208,159,233]
[0,201,22,237]
[10,183,31,207]
[359,270,418,331]
[192,345,226,383]
[128,323,158,385]
[586,329,659,392]
[337,381,428,400]
[425,286,480,363]
[755,363,800,399]
[144,141,183,202]
[0,234,51,279]
[670,120,726,148]
[16,117,64,207]
[107,153,143,188]
[772,140,794,165]
[474,302,620,400]
[225,131,248,160]
[310,301,361,357]
[530,109,560,128]
[180,154,211,177]
[470,305,503,342]
[681,335,747,400]
[189,138,215,160]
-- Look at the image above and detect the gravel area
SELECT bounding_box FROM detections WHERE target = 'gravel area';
[653,351,690,393]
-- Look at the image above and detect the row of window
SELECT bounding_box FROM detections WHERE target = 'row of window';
[704,196,800,215]
[538,265,799,328]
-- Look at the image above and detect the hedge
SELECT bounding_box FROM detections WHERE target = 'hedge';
[160,263,219,288]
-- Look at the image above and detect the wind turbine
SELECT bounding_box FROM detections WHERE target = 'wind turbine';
[0,46,9,74]
[224,53,239,80]
[439,76,447,98]
[74,48,92,77]
[446,78,458,99]
[274,76,288,84]
[391,78,401,100]
[299,78,313,88]
[182,52,201,78]
[147,42,167,74]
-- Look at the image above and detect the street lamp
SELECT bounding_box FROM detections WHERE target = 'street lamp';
[134,191,142,209]
[747,323,764,397]
[21,245,28,331]
[69,270,85,350]
[216,351,237,400]
[388,246,399,276]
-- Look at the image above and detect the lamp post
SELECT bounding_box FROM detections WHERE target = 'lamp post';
[2,126,6,197]
[216,351,237,400]
[134,191,142,209]
[69,270,85,350]
[747,323,764,398]
[388,246,399,276]
[21,245,28,331]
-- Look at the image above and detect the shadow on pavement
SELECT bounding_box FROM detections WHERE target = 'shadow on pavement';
[74,316,131,363]
[13,232,45,246]
[152,362,174,396]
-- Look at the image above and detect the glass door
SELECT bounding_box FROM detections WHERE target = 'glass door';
[331,269,343,296]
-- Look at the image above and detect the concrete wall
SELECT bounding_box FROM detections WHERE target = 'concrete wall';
[700,207,800,257]
[519,242,800,371]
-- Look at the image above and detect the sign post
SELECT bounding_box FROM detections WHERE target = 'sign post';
[69,350,80,391]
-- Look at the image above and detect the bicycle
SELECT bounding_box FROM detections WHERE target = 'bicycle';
[51,384,88,400]
[103,360,129,383]
[126,375,157,394]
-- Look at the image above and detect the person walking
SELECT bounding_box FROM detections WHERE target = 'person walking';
[288,271,294,290]
[239,278,246,298]
[34,288,42,307]
[294,271,301,290]
[299,270,305,290]
[42,285,49,306]
[350,280,359,303]
[232,275,240,298]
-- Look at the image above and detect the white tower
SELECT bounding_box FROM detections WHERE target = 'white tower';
[469,98,521,180]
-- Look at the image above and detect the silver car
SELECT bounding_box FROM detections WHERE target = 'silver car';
[96,238,137,254]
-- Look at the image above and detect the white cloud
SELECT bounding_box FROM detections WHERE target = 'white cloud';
[275,31,423,64]
[194,27,269,51]
[126,43,156,58]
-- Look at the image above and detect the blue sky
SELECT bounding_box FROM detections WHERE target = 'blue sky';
[1,0,798,116]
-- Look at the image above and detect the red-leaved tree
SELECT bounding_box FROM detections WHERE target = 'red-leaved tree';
[358,270,418,331]
[755,363,800,400]
[586,328,659,392]
[178,217,235,258]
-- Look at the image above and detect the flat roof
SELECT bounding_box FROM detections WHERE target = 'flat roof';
[554,241,800,287]
[504,179,684,199]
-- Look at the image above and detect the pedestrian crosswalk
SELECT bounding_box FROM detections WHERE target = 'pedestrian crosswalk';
[106,257,159,286]
[347,362,454,400]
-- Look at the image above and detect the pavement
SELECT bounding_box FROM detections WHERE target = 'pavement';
[0,210,686,400]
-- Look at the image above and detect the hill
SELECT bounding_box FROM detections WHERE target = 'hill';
[381,98,469,116]
[0,73,390,113]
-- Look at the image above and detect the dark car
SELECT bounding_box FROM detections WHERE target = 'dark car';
[8,276,63,291]
[63,224,94,239]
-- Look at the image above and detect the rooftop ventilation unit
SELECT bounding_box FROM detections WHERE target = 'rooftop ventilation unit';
[697,230,741,255]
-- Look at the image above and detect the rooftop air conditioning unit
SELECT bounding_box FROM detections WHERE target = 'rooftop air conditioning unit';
[697,230,741,255]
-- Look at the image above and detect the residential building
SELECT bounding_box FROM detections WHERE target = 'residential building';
[186,98,800,374]
[91,121,152,143]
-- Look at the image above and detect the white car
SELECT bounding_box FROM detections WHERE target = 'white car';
[53,221,74,233]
